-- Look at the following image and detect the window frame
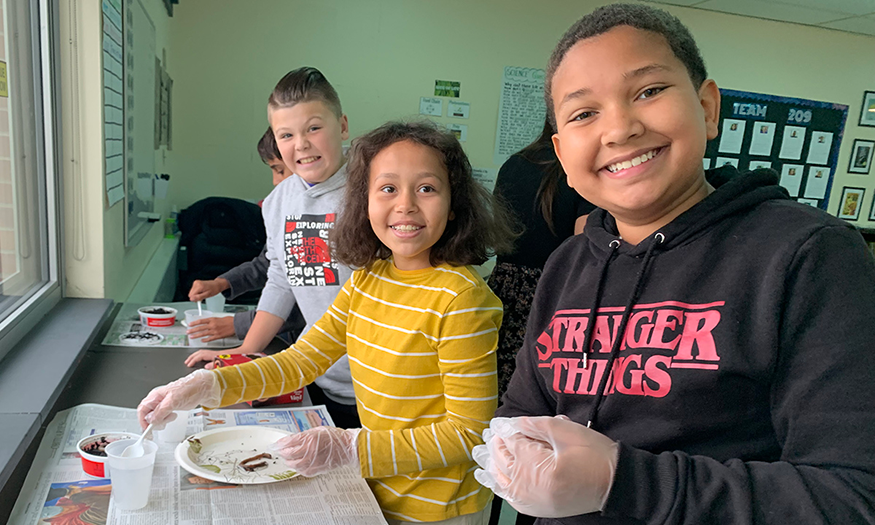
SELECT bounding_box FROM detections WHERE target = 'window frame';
[0,0,63,359]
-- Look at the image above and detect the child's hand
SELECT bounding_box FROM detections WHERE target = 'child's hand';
[270,426,362,477]
[189,278,230,302]
[137,370,221,430]
[185,349,224,368]
[473,416,618,518]
[187,316,235,342]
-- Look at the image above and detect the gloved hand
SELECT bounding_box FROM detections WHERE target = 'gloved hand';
[473,416,619,518]
[137,369,222,430]
[271,426,362,477]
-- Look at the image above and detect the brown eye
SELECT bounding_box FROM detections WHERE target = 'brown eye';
[571,111,595,122]
[639,87,666,99]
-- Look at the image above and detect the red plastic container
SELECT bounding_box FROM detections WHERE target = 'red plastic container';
[77,432,139,477]
[137,306,178,327]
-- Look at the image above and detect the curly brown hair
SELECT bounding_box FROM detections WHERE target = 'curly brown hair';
[333,121,518,269]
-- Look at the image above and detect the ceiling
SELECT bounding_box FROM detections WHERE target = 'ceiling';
[647,0,875,36]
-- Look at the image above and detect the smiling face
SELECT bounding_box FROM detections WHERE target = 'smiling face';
[269,100,349,185]
[550,26,720,243]
[368,140,452,271]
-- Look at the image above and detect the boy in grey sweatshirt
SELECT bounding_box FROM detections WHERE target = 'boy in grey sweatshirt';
[186,68,358,427]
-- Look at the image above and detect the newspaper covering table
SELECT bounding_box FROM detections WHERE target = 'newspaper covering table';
[101,303,250,348]
[8,404,388,525]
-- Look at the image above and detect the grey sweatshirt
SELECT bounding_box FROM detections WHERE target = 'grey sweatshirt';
[259,165,355,405]
[218,246,305,343]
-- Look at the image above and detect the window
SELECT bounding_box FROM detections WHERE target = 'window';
[0,0,61,359]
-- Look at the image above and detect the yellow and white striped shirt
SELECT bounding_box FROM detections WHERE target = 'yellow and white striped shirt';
[211,259,501,522]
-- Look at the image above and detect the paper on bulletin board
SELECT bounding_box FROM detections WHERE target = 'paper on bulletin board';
[779,126,805,160]
[493,66,547,166]
[779,164,803,197]
[749,160,772,170]
[806,131,833,165]
[420,97,442,117]
[102,0,124,207]
[446,123,468,142]
[803,166,830,199]
[448,100,470,118]
[718,119,745,154]
[715,157,738,168]
[748,122,776,157]
[472,167,497,192]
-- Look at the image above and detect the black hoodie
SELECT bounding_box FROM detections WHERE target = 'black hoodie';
[498,166,875,524]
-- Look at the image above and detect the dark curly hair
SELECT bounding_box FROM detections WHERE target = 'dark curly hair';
[256,126,281,163]
[333,121,518,269]
[545,3,707,130]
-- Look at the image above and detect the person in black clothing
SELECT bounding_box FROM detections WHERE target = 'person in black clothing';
[474,4,875,524]
[490,119,597,399]
[488,120,595,525]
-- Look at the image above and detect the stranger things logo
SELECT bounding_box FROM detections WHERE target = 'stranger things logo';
[536,301,723,398]
[284,213,339,287]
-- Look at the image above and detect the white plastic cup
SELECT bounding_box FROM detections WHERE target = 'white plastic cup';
[204,293,226,315]
[153,410,189,443]
[184,309,214,346]
[105,438,158,510]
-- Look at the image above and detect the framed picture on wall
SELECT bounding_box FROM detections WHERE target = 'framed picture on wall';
[869,197,875,221]
[838,187,865,220]
[860,91,875,127]
[849,139,875,174]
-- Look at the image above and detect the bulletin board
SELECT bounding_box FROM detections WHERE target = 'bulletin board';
[705,89,849,210]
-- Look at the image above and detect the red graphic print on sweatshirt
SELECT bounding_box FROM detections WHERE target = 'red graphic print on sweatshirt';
[284,213,339,287]
[536,301,724,398]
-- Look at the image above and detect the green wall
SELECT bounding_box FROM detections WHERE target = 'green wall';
[165,0,875,223]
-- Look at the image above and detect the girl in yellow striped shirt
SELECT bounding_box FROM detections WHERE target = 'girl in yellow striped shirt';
[138,121,517,524]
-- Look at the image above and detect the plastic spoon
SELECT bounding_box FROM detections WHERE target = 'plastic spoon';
[197,301,203,316]
[121,423,154,458]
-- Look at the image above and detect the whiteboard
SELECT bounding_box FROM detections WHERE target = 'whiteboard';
[123,0,156,247]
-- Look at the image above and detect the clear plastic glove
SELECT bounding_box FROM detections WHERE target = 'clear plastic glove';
[137,369,222,431]
[271,426,362,477]
[473,416,619,519]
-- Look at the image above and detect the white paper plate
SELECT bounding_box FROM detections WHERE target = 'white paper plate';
[118,332,164,345]
[175,427,298,484]
[181,312,235,328]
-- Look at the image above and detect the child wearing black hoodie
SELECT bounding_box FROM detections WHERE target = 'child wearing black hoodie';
[473,4,875,524]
